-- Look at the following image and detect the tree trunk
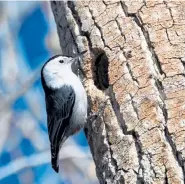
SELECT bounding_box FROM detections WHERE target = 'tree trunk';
[51,1,185,183]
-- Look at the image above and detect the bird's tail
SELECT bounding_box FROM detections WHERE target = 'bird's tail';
[51,145,59,173]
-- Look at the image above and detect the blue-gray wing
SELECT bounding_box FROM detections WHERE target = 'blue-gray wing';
[45,85,75,172]
[46,85,75,147]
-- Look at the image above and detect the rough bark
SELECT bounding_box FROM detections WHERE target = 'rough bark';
[51,1,185,183]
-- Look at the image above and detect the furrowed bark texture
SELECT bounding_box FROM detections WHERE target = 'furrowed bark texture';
[51,1,185,183]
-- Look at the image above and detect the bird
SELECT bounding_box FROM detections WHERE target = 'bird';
[41,52,87,173]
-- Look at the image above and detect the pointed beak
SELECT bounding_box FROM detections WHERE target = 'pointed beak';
[70,50,87,63]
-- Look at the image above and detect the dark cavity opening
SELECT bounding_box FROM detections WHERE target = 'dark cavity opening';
[92,49,109,90]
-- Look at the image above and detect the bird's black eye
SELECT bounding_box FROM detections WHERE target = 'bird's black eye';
[59,60,64,64]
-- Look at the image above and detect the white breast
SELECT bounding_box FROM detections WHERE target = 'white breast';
[67,72,87,127]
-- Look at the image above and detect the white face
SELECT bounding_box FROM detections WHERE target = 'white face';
[42,55,75,89]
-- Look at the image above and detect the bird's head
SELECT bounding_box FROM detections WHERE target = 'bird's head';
[44,55,75,72]
[41,51,87,89]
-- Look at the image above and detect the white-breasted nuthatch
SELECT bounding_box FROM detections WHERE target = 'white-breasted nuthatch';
[41,52,87,173]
